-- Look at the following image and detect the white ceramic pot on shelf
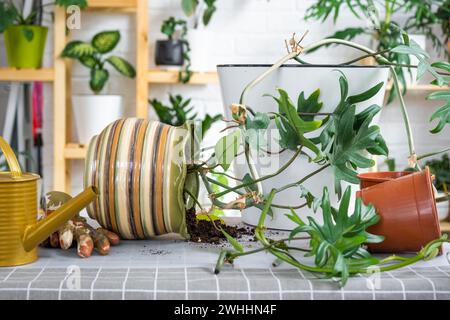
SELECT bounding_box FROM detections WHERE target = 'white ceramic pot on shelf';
[187,28,212,72]
[72,95,124,145]
[217,64,390,230]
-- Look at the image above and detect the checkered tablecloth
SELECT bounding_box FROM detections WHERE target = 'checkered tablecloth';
[1,239,449,300]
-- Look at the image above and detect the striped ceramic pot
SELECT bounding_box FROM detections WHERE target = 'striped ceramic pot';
[84,118,194,239]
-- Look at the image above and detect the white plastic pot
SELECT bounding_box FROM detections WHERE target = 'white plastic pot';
[187,28,212,72]
[72,95,123,145]
[218,64,390,230]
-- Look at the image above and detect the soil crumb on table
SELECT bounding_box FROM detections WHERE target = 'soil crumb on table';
[186,207,254,244]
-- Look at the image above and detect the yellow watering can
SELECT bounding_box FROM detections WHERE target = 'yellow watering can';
[0,136,98,267]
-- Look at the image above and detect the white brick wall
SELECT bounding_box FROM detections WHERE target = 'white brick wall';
[6,0,448,194]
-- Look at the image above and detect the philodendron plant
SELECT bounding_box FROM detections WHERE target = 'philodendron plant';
[61,30,136,93]
[183,32,450,286]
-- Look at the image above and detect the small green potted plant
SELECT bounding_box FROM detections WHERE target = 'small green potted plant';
[61,30,136,145]
[0,0,86,68]
[155,17,192,83]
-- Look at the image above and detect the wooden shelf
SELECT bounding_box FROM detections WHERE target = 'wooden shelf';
[87,0,137,8]
[441,221,450,233]
[147,69,219,84]
[0,68,54,82]
[385,83,449,91]
[64,143,87,159]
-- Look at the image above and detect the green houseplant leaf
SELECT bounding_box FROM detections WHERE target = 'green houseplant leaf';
[92,30,120,54]
[215,130,242,171]
[270,89,322,159]
[288,186,383,286]
[203,0,217,26]
[106,56,136,78]
[89,68,109,93]
[62,41,97,58]
[428,90,450,134]
[78,55,98,68]
[181,0,199,16]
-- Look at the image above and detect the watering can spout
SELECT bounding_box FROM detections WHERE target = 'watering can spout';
[22,186,98,252]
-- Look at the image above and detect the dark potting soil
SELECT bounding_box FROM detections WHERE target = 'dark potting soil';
[185,207,254,244]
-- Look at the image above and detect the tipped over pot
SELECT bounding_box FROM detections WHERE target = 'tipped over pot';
[84,118,197,239]
[357,168,441,252]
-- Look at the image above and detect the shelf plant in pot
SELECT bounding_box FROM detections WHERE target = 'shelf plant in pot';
[83,32,450,286]
[155,17,192,83]
[61,30,136,145]
[0,0,85,68]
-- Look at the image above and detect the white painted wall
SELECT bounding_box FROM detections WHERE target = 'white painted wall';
[2,0,448,195]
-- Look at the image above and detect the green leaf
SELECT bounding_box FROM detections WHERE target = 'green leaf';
[347,82,384,104]
[214,130,242,171]
[431,61,450,73]
[201,114,221,137]
[246,112,270,130]
[221,228,244,253]
[62,41,97,58]
[0,2,17,33]
[297,89,323,121]
[181,0,199,16]
[333,253,349,286]
[428,90,450,134]
[106,55,136,78]
[21,28,33,41]
[203,5,216,26]
[89,68,109,93]
[271,89,322,159]
[78,55,97,68]
[242,173,258,193]
[92,30,120,53]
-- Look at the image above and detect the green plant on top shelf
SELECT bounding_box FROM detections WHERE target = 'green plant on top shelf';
[304,0,450,103]
[61,30,136,93]
[149,94,221,137]
[0,0,87,37]
[181,0,217,28]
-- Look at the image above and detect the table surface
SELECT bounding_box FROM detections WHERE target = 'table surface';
[1,232,450,300]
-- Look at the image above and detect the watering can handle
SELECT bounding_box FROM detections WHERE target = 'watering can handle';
[0,136,22,178]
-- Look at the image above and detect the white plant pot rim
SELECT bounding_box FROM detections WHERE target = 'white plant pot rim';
[217,64,390,69]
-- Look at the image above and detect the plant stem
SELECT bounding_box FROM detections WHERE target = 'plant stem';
[390,66,417,160]
[239,50,304,196]
[212,147,303,199]
[184,188,203,211]
[206,174,307,209]
[209,170,242,182]
[276,164,330,194]
[417,147,450,161]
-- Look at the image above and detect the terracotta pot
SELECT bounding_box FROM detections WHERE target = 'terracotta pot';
[356,167,441,252]
[358,171,412,189]
[84,118,197,239]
